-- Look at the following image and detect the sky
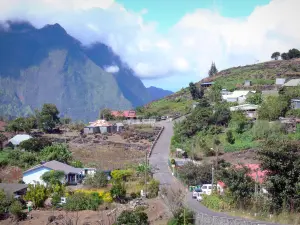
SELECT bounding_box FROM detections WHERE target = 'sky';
[0,0,299,91]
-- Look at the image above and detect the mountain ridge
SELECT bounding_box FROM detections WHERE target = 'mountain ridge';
[0,21,152,121]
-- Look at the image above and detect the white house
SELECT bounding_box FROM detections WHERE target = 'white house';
[222,90,256,104]
[23,160,84,185]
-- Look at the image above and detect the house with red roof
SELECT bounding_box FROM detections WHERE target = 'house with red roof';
[111,110,136,119]
[218,164,268,194]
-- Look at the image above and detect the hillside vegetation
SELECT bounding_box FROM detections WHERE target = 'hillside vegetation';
[202,59,300,90]
[142,59,300,117]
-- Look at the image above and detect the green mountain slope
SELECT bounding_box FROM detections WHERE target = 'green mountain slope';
[142,59,300,116]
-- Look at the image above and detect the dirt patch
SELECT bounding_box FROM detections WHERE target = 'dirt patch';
[0,198,170,225]
[0,166,23,183]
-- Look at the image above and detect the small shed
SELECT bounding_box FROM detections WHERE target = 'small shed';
[244,80,252,87]
[291,99,300,109]
[84,120,113,134]
[200,82,214,87]
[84,126,100,134]
[8,134,32,146]
[114,123,125,132]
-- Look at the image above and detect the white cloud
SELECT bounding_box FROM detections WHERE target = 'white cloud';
[0,0,300,89]
[104,65,119,73]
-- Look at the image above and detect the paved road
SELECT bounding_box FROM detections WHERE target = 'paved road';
[149,120,281,225]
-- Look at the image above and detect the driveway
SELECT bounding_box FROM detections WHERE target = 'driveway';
[149,120,282,225]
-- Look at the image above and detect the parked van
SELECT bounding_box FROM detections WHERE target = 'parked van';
[201,184,223,195]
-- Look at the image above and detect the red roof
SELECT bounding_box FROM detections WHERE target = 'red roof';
[218,164,267,188]
[111,110,136,118]
[236,164,267,184]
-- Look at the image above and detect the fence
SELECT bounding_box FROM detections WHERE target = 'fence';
[123,119,156,125]
[195,213,265,225]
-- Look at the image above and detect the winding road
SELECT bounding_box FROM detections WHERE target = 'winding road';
[149,120,281,225]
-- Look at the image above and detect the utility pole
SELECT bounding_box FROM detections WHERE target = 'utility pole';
[183,208,186,225]
[144,150,148,198]
[211,165,214,188]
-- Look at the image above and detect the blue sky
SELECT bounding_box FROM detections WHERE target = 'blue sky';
[117,0,271,31]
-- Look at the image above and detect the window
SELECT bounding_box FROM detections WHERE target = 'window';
[202,186,207,189]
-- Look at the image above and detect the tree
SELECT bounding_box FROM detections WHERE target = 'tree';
[116,210,148,225]
[19,137,52,152]
[84,171,108,188]
[258,96,289,121]
[226,130,235,144]
[246,92,263,105]
[258,140,300,212]
[110,181,126,202]
[40,143,72,163]
[217,165,255,207]
[37,104,60,132]
[287,48,300,59]
[24,183,49,208]
[0,189,11,216]
[281,52,289,60]
[210,103,231,126]
[6,117,33,133]
[207,83,222,103]
[41,170,65,186]
[189,82,203,100]
[178,162,212,186]
[0,133,7,150]
[99,108,114,121]
[208,62,218,77]
[229,111,249,134]
[271,52,280,60]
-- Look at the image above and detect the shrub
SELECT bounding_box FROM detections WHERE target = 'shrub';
[252,120,283,140]
[9,201,26,221]
[110,181,126,202]
[75,189,113,203]
[111,169,133,181]
[147,179,159,198]
[41,170,65,186]
[178,162,212,186]
[130,192,137,199]
[69,160,84,168]
[19,137,52,152]
[64,192,102,211]
[286,109,300,118]
[201,194,224,211]
[40,143,72,163]
[226,130,235,144]
[168,208,194,225]
[24,183,49,208]
[116,210,148,225]
[84,171,108,188]
[0,189,11,216]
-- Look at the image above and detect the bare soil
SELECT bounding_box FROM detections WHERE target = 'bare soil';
[0,198,170,225]
[0,166,23,183]
[206,149,260,165]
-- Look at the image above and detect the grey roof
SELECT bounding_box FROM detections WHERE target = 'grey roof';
[0,183,28,196]
[115,122,124,126]
[283,79,300,87]
[24,160,83,175]
[9,134,32,146]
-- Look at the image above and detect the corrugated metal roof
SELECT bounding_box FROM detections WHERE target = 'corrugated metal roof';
[223,90,256,99]
[24,160,83,175]
[230,104,259,111]
[283,79,300,87]
[88,120,112,127]
[9,134,32,146]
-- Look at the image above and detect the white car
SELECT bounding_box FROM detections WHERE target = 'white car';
[196,193,203,201]
[192,188,203,198]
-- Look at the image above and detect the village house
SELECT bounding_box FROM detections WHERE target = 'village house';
[23,160,84,185]
[84,120,113,134]
[200,82,214,88]
[114,122,125,132]
[276,78,286,86]
[111,110,136,119]
[222,90,256,104]
[283,79,300,87]
[230,104,259,118]
[0,183,28,199]
[218,164,268,194]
